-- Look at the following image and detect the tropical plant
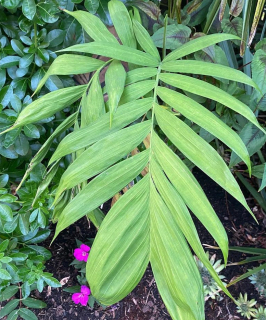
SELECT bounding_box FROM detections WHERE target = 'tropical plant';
[236,293,257,319]
[1,0,265,318]
[194,252,226,301]
[249,268,266,297]
[254,306,266,320]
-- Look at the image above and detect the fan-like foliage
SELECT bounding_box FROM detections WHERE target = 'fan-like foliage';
[2,1,264,319]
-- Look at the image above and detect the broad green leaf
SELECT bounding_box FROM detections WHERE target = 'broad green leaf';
[252,164,265,179]
[7,310,18,320]
[22,0,36,20]
[161,60,258,89]
[125,67,157,85]
[0,286,18,302]
[0,174,8,188]
[159,73,264,132]
[221,17,243,41]
[163,33,240,62]
[0,268,11,280]
[81,72,105,126]
[64,10,117,43]
[105,60,126,125]
[11,40,24,57]
[84,0,99,14]
[49,98,153,163]
[18,308,37,320]
[35,55,106,93]
[252,49,266,97]
[150,182,204,320]
[55,121,151,200]
[88,207,105,229]
[53,150,149,239]
[59,42,160,67]
[0,239,9,252]
[155,104,252,216]
[157,86,251,173]
[108,0,136,48]
[0,299,19,317]
[0,204,13,221]
[230,123,266,168]
[22,298,47,309]
[152,24,191,50]
[119,80,155,105]
[87,175,150,304]
[150,159,232,299]
[24,124,40,139]
[0,56,20,68]
[152,133,229,263]
[132,20,160,60]
[2,86,86,132]
[41,274,61,287]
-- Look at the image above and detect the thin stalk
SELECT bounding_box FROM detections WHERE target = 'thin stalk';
[149,64,162,164]
[162,15,168,61]
[257,150,266,164]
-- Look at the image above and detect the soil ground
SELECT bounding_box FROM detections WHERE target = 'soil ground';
[8,170,266,319]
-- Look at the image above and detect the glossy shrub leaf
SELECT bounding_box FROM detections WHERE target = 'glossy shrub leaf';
[22,298,47,309]
[18,308,37,320]
[0,204,13,221]
[84,0,99,13]
[0,299,19,317]
[105,60,126,124]
[22,0,36,20]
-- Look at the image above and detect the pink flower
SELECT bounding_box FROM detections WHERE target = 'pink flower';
[74,244,91,262]
[72,285,91,306]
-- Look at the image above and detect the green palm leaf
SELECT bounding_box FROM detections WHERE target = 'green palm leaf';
[5,3,264,319]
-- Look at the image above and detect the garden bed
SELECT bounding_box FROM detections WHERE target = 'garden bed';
[27,169,266,320]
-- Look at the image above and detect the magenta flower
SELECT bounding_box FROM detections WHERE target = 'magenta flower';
[74,244,91,262]
[72,285,91,306]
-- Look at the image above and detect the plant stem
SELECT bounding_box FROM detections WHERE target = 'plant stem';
[257,150,266,163]
[162,15,168,60]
